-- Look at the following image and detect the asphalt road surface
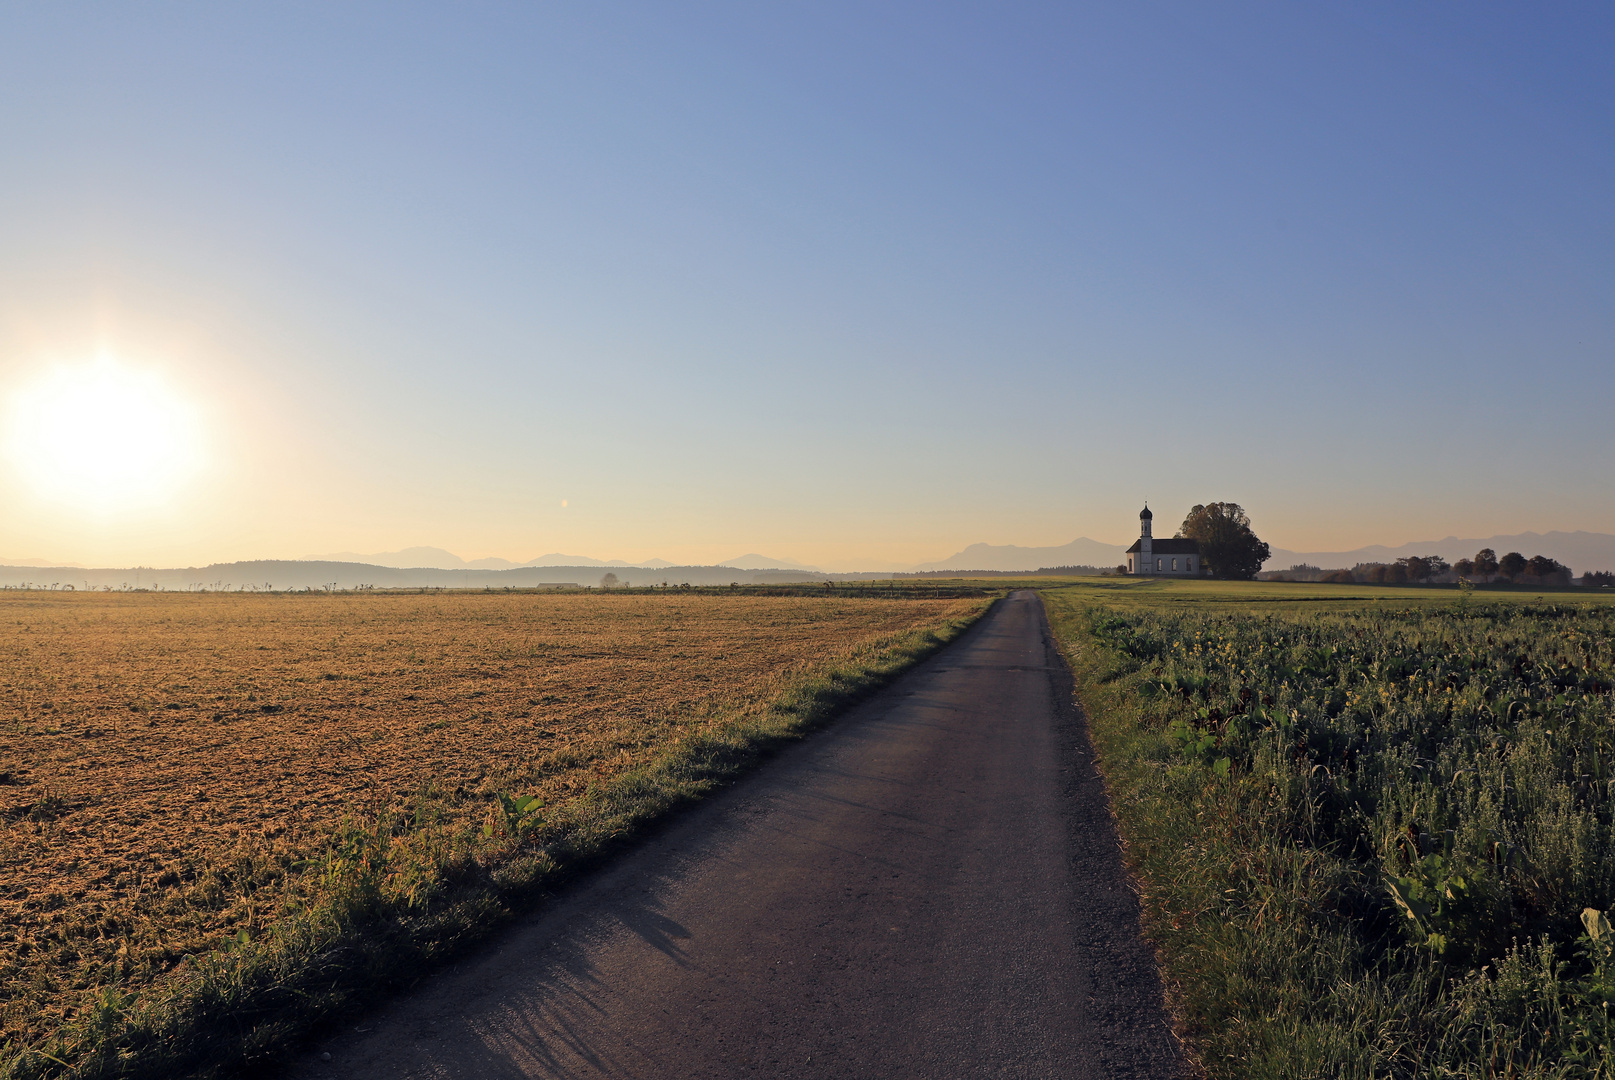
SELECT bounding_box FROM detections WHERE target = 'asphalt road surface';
[288,590,1181,1079]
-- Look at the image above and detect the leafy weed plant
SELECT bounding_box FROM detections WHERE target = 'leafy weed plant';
[1043,582,1615,1078]
[484,792,544,843]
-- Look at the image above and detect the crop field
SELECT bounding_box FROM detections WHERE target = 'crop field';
[1042,578,1615,1078]
[0,587,988,1078]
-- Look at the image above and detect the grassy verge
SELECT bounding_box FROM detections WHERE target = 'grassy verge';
[3,598,992,1080]
[1040,580,1615,1079]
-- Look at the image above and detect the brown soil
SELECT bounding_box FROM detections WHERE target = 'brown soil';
[0,589,974,1047]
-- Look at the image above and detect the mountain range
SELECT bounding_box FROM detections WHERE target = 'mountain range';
[1264,532,1615,574]
[6,532,1613,588]
[911,531,1615,575]
[300,547,823,572]
[301,546,671,570]
[0,560,840,591]
[910,538,1128,572]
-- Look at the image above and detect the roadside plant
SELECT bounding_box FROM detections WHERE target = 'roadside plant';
[1385,839,1491,962]
[314,815,392,926]
[484,791,545,843]
[1578,908,1615,1007]
[1049,589,1615,1076]
[1165,713,1230,777]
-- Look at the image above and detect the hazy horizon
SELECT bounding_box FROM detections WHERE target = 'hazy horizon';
[3,4,1611,568]
[7,524,1615,578]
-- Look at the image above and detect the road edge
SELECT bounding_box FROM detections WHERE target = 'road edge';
[1032,589,1189,1078]
[11,599,1000,1080]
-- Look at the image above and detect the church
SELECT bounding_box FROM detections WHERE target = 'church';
[1125,505,1202,576]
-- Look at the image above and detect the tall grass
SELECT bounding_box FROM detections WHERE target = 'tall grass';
[1043,588,1615,1078]
[1,602,990,1080]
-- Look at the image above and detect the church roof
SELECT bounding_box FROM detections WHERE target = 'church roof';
[1126,538,1199,554]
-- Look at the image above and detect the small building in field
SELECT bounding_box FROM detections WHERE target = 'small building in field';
[1125,505,1202,576]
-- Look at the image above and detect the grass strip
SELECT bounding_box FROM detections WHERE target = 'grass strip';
[1040,584,1615,1079]
[4,599,993,1080]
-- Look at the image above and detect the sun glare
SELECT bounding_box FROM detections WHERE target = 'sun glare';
[5,357,205,513]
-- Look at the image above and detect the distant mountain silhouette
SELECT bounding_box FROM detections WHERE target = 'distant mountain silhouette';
[302,547,673,570]
[522,553,636,567]
[1268,531,1615,574]
[0,560,832,591]
[303,546,492,569]
[722,554,825,572]
[911,538,1128,572]
[913,531,1615,575]
[11,530,1613,589]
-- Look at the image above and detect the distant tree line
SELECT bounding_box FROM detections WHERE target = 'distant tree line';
[1454,548,1572,584]
[1348,555,1455,585]
[1324,559,1442,584]
[1300,547,1592,586]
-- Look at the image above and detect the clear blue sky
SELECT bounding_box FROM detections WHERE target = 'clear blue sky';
[1,2,1611,569]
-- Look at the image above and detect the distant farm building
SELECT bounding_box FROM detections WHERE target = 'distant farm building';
[1125,505,1201,576]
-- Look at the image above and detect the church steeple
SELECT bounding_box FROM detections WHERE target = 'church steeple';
[1126,502,1198,577]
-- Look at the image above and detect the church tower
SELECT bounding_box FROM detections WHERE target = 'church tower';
[1126,503,1199,575]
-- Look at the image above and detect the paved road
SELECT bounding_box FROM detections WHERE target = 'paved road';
[288,591,1181,1079]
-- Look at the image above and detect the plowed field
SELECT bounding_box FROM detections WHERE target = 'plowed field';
[0,589,979,1048]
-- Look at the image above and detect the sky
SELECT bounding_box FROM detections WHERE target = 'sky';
[1,2,1611,571]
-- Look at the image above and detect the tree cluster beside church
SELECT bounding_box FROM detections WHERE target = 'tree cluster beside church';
[1123,502,1270,580]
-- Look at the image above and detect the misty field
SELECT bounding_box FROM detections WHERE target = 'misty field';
[0,588,988,1078]
[1045,578,1615,1078]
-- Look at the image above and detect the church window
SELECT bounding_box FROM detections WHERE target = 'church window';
[1171,558,1178,571]
[1156,558,1162,571]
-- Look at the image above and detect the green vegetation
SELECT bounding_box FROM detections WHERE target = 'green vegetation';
[1293,547,1587,586]
[1177,501,1272,580]
[1042,577,1615,1077]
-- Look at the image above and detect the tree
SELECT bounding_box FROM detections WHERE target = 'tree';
[600,572,620,589]
[1497,552,1527,580]
[1473,549,1499,576]
[1526,555,1568,581]
[1178,502,1271,580]
[1453,558,1475,578]
[1397,555,1448,582]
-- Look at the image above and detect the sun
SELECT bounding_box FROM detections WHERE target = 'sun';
[5,357,205,513]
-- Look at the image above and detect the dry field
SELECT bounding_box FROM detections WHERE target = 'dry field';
[0,588,982,1054]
